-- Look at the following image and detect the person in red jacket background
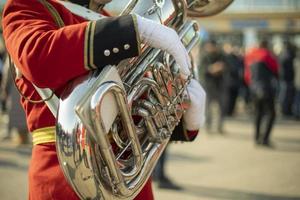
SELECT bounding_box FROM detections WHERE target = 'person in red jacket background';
[244,40,279,147]
[2,0,206,199]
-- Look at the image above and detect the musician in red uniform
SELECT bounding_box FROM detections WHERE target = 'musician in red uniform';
[2,0,206,199]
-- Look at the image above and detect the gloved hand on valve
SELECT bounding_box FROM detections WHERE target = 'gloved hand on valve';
[183,79,206,131]
[170,79,206,142]
[135,15,192,79]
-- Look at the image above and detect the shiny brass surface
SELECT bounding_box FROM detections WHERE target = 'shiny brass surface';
[55,0,232,199]
[186,0,233,17]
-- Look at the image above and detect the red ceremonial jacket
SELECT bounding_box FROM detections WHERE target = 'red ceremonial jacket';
[3,0,140,132]
[2,0,154,200]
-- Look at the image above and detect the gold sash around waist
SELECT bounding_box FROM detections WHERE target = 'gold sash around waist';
[32,126,56,145]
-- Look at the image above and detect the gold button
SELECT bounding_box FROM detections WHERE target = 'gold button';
[113,48,119,53]
[104,49,110,56]
[124,44,130,50]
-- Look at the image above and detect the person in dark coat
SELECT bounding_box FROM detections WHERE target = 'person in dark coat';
[200,40,227,133]
[222,42,244,116]
[244,40,279,147]
[293,49,300,119]
[279,40,296,117]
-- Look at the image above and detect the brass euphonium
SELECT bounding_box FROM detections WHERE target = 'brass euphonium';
[53,0,233,199]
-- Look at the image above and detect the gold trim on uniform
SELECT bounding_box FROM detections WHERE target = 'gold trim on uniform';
[89,21,97,69]
[132,14,142,55]
[39,0,93,71]
[38,0,65,28]
[84,22,91,70]
[32,126,56,145]
[84,21,97,70]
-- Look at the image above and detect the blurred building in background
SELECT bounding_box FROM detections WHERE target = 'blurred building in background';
[196,0,300,52]
[1,0,298,51]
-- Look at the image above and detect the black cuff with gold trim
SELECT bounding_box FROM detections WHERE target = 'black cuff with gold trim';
[84,15,140,70]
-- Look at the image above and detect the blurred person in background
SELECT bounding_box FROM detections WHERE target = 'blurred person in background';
[222,42,244,116]
[199,39,227,133]
[244,40,279,147]
[0,34,6,112]
[293,48,300,120]
[235,46,252,112]
[278,40,296,117]
[0,57,29,145]
[152,145,182,190]
[0,41,4,87]
[0,61,3,103]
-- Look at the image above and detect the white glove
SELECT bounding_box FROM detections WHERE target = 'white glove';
[183,79,206,131]
[135,15,191,79]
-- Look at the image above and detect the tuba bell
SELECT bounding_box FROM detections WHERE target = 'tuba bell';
[54,0,233,199]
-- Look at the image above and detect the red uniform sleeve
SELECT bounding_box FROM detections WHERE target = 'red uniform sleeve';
[2,0,140,90]
[2,0,88,89]
[2,0,141,132]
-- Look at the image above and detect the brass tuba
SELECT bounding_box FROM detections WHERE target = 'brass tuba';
[54,0,233,199]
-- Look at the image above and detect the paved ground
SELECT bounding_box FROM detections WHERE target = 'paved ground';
[0,111,300,200]
[153,116,300,200]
